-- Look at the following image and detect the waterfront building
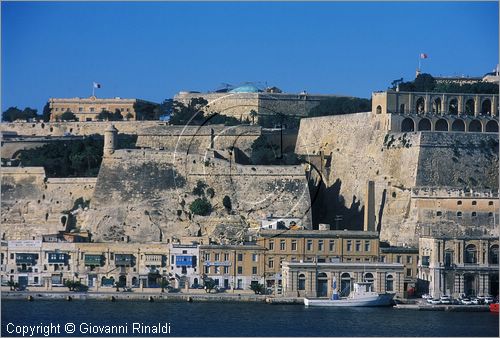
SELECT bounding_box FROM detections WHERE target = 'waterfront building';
[169,243,199,289]
[281,261,405,298]
[198,244,265,291]
[257,230,380,292]
[379,245,419,297]
[418,235,499,298]
[48,96,157,122]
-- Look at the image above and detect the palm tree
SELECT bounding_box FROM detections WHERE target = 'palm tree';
[249,110,258,124]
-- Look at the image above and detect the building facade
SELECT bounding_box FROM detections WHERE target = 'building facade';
[48,96,156,122]
[418,236,499,298]
[379,245,419,297]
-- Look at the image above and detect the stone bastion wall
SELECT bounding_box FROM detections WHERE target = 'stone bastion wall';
[1,167,96,240]
[295,112,499,246]
[82,149,311,243]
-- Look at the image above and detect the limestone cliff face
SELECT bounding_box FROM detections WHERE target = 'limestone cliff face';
[82,149,312,243]
[296,113,499,246]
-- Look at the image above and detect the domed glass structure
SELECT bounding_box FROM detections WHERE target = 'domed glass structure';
[229,85,262,93]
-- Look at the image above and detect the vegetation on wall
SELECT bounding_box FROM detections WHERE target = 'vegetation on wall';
[168,98,242,126]
[18,136,104,177]
[189,198,212,216]
[394,73,499,94]
[1,107,38,122]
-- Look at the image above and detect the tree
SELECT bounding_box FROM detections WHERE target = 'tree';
[159,278,169,293]
[41,102,52,122]
[169,98,208,125]
[249,283,265,295]
[192,180,207,196]
[222,195,232,211]
[59,111,77,121]
[413,73,436,92]
[125,112,134,120]
[203,278,217,293]
[308,97,372,118]
[189,198,212,216]
[2,106,37,122]
[249,110,258,124]
[134,101,162,120]
[113,109,124,120]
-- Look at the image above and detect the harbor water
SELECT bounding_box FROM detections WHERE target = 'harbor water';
[2,299,499,336]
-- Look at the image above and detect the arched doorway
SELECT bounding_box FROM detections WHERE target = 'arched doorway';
[449,99,458,115]
[415,97,425,113]
[481,99,492,115]
[418,118,432,131]
[435,119,449,131]
[465,99,475,116]
[485,121,499,133]
[298,274,306,291]
[468,120,482,133]
[131,276,138,287]
[401,118,415,132]
[432,98,441,113]
[340,273,351,296]
[451,119,465,132]
[119,275,127,287]
[464,274,476,297]
[317,272,328,297]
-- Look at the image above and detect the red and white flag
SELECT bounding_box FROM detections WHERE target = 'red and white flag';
[93,82,102,89]
[420,53,428,59]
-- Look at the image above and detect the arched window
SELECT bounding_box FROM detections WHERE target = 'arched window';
[376,105,382,114]
[465,99,475,115]
[481,99,492,115]
[489,245,499,265]
[465,244,477,264]
[386,274,394,292]
[298,273,306,290]
[432,98,441,113]
[415,97,425,114]
[485,121,499,133]
[418,118,432,131]
[448,99,458,115]
[435,119,448,131]
[451,119,465,132]
[401,118,415,132]
[340,273,351,296]
[364,272,374,284]
[468,120,482,132]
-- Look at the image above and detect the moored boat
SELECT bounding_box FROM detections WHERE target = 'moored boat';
[304,281,395,307]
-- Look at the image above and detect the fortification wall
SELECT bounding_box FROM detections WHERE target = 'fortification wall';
[82,149,311,243]
[1,167,96,240]
[296,113,499,246]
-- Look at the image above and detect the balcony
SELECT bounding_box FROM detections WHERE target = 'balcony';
[48,252,68,264]
[115,254,134,266]
[84,254,103,266]
[15,253,37,265]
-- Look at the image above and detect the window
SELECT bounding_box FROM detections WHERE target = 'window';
[364,241,371,252]
[472,201,477,206]
[307,240,313,251]
[268,259,274,268]
[269,240,274,251]
[436,211,442,216]
[10,254,14,259]
[214,266,220,274]
[457,200,462,205]
[237,279,242,289]
[298,274,306,290]
[347,240,352,252]
[457,212,462,217]
[280,240,286,251]
[215,253,220,261]
[489,212,494,217]
[396,255,402,263]
[318,240,324,251]
[465,244,477,264]
[223,266,229,274]
[252,267,257,275]
[237,266,243,274]
[182,250,187,254]
[355,241,361,252]
[204,266,210,274]
[386,275,394,292]
[489,201,494,206]
[78,107,83,112]
[471,212,477,217]
[252,254,258,262]
[406,268,412,277]
[407,256,413,264]
[224,253,229,261]
[329,240,335,251]
[280,257,285,268]
[379,255,386,263]
[489,245,499,264]
[291,240,297,251]
[90,107,95,112]
[422,256,430,266]
[204,253,210,260]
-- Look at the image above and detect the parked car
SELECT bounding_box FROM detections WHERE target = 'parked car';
[428,298,441,304]
[471,298,481,305]
[440,295,452,304]
[484,296,494,304]
[421,293,432,299]
[461,298,473,305]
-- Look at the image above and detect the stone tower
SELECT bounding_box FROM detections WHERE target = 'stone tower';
[104,124,118,156]
[364,180,376,232]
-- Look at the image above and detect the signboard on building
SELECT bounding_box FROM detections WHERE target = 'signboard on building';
[203,261,231,267]
[8,240,42,248]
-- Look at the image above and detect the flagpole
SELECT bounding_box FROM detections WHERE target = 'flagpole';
[418,55,421,73]
[92,83,95,97]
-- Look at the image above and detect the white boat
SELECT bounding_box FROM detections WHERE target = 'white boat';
[304,282,395,307]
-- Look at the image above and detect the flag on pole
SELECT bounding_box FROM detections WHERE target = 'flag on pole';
[93,82,101,89]
[420,53,428,59]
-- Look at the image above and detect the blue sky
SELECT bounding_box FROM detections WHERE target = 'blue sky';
[1,1,498,113]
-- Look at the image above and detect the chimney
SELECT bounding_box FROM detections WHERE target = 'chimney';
[364,180,376,232]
